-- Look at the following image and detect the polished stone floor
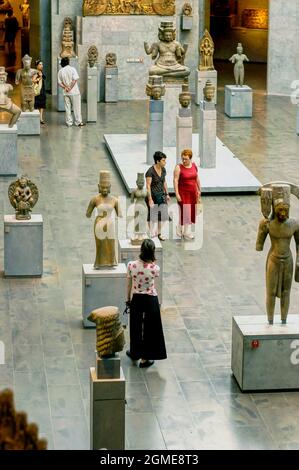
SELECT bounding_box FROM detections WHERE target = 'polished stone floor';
[0,83,299,450]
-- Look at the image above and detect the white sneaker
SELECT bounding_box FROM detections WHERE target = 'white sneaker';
[176,225,183,238]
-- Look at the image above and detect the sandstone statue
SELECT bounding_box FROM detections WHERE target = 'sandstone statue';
[0,66,21,127]
[199,29,215,71]
[87,306,125,357]
[146,75,165,100]
[87,45,98,67]
[229,43,249,87]
[60,17,76,59]
[8,176,39,220]
[15,55,37,112]
[130,173,148,245]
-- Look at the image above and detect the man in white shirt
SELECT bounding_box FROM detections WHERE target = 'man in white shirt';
[57,57,85,127]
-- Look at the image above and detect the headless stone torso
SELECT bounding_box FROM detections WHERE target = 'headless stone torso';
[16,66,37,111]
[0,83,12,107]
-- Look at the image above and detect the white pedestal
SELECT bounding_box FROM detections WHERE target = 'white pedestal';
[105,66,118,103]
[90,366,125,450]
[176,108,193,163]
[199,101,217,169]
[0,125,17,176]
[195,69,218,105]
[17,111,40,135]
[146,99,164,164]
[297,105,299,135]
[87,65,98,122]
[4,214,43,277]
[164,83,181,147]
[82,263,127,328]
[225,85,253,118]
[57,57,79,111]
[232,315,299,391]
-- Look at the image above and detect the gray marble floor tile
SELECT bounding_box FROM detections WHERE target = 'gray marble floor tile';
[48,384,85,417]
[52,416,89,450]
[125,413,166,450]
[45,356,80,385]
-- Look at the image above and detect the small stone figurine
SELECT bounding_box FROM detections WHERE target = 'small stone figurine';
[199,29,215,71]
[146,75,165,100]
[130,173,148,245]
[256,182,299,325]
[60,17,76,59]
[105,52,117,67]
[229,43,249,87]
[8,176,39,220]
[182,2,192,16]
[0,66,21,127]
[179,81,191,108]
[87,45,98,68]
[87,306,125,358]
[203,79,215,102]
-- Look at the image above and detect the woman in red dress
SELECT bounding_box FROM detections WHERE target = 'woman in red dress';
[173,148,201,239]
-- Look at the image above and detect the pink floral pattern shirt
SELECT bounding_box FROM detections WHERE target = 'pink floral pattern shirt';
[127,259,160,296]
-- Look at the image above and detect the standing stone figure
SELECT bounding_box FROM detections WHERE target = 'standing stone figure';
[87,45,98,67]
[86,171,121,268]
[146,75,165,100]
[19,0,30,28]
[0,66,21,127]
[199,29,215,71]
[105,52,117,67]
[256,182,299,325]
[130,173,148,245]
[60,17,76,59]
[179,81,191,108]
[87,306,125,358]
[15,54,37,112]
[229,43,249,87]
[8,176,39,220]
[144,21,190,81]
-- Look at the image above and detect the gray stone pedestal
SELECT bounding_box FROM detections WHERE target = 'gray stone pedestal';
[164,83,181,147]
[96,353,121,379]
[87,65,98,122]
[82,263,127,328]
[181,15,193,30]
[105,66,118,103]
[232,315,299,391]
[17,111,40,135]
[57,57,79,111]
[118,239,163,304]
[146,99,164,164]
[225,85,253,118]
[195,69,217,105]
[176,107,193,163]
[0,125,17,176]
[90,366,125,450]
[4,214,43,277]
[199,100,217,168]
[297,105,299,135]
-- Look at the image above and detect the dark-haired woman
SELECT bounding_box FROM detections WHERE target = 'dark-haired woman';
[33,59,46,124]
[126,239,167,368]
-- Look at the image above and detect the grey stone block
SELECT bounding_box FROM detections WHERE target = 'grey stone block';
[181,15,193,31]
[17,111,40,136]
[0,125,17,176]
[164,84,181,147]
[176,115,193,164]
[297,106,299,135]
[105,67,118,103]
[199,103,217,169]
[96,354,120,379]
[225,85,253,118]
[4,215,43,277]
[87,66,98,122]
[146,99,163,164]
[179,107,191,118]
[195,69,218,105]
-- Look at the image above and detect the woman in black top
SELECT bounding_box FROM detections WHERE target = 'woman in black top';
[145,151,170,241]
[33,59,46,124]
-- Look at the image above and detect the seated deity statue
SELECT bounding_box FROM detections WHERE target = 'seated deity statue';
[0,66,21,127]
[8,176,39,220]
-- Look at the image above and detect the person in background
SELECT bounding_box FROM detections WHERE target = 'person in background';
[33,59,46,124]
[4,8,18,55]
[57,57,85,127]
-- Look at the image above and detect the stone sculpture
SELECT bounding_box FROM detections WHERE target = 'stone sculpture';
[144,21,190,81]
[8,176,39,220]
[256,182,299,325]
[19,0,30,28]
[0,388,47,450]
[146,75,165,100]
[130,173,148,245]
[86,171,121,268]
[179,81,191,108]
[203,79,215,102]
[87,45,98,67]
[199,29,215,71]
[229,43,249,87]
[105,52,117,67]
[182,2,192,16]
[15,55,37,112]
[0,67,21,127]
[87,306,125,357]
[60,17,76,59]
[83,0,175,16]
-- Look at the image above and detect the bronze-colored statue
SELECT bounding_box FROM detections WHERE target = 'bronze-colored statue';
[229,43,249,87]
[15,55,37,112]
[0,67,21,127]
[179,81,191,108]
[144,21,190,82]
[60,17,76,59]
[256,182,299,325]
[203,79,215,102]
[8,176,39,220]
[0,389,47,450]
[87,306,125,357]
[130,173,148,245]
[82,0,175,16]
[182,2,192,16]
[146,75,165,100]
[199,29,215,71]
[86,171,121,268]
[88,45,98,67]
[105,52,117,67]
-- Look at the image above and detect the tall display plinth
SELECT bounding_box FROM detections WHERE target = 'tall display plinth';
[90,365,125,450]
[146,99,164,164]
[118,239,163,304]
[225,85,253,118]
[17,111,40,135]
[82,263,127,328]
[105,67,118,103]
[0,125,17,176]
[199,100,216,168]
[4,215,43,277]
[87,66,98,122]
[297,105,299,135]
[176,107,193,163]
[164,83,181,147]
[232,315,299,391]
[195,69,217,105]
[57,57,79,111]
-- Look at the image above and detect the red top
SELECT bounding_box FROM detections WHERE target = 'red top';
[178,162,199,203]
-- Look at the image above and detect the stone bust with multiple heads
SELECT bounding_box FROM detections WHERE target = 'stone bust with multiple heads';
[0,66,21,127]
[146,75,165,100]
[179,81,191,108]
[229,43,249,87]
